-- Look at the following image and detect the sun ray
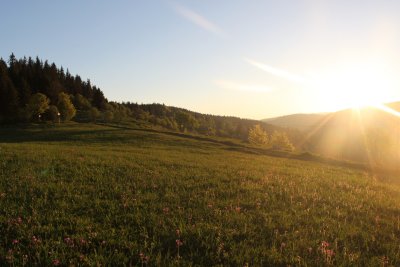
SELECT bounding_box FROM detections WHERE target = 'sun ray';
[373,104,400,118]
[372,104,400,168]
[352,108,377,174]
[297,112,336,149]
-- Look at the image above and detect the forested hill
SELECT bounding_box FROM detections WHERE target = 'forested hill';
[0,54,300,146]
[0,53,107,121]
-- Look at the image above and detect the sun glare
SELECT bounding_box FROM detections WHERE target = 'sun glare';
[310,62,394,111]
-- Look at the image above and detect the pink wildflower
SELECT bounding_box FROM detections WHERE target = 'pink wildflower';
[321,241,329,248]
[162,207,169,213]
[176,239,183,247]
[325,249,335,257]
[64,237,74,246]
[139,252,149,264]
[32,235,41,245]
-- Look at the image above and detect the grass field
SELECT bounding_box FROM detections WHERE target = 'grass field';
[1,123,400,266]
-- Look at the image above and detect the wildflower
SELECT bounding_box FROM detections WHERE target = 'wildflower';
[381,256,389,266]
[162,207,169,213]
[89,231,98,238]
[176,239,183,259]
[64,237,74,246]
[12,239,19,245]
[17,217,23,224]
[32,235,41,245]
[139,252,149,265]
[52,259,60,266]
[321,241,329,248]
[6,249,13,262]
[325,249,335,257]
[176,239,183,247]
[235,206,241,213]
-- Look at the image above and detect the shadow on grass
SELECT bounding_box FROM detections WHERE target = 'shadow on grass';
[0,124,122,143]
[98,123,375,172]
[1,122,398,177]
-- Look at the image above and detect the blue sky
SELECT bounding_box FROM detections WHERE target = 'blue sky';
[2,1,400,119]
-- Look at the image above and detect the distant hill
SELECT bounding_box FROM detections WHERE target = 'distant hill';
[263,113,328,131]
[302,102,400,168]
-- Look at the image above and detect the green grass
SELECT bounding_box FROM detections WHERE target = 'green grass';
[1,123,400,266]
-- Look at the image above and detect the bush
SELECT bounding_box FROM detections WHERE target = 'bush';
[270,131,294,151]
[248,125,269,146]
[58,92,76,121]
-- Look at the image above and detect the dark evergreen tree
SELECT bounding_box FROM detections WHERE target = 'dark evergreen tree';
[0,53,109,123]
[0,59,19,122]
[92,87,107,110]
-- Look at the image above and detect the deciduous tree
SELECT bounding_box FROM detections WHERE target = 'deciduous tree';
[26,93,50,121]
[48,105,60,123]
[248,125,269,146]
[270,131,294,151]
[57,92,76,121]
[89,107,100,122]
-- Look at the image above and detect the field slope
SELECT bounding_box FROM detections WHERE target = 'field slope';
[1,123,400,266]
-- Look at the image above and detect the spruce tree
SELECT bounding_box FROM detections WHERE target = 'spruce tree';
[0,59,19,122]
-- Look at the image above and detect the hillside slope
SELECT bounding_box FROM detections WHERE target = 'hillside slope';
[303,102,400,167]
[263,113,327,131]
[1,123,400,265]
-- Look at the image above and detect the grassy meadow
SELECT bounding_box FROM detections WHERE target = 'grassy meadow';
[1,123,400,266]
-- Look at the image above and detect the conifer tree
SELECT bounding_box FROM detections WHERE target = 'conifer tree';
[0,59,19,121]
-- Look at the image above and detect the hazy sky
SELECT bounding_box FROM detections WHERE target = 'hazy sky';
[2,1,400,119]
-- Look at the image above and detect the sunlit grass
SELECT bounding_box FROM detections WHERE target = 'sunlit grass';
[1,123,400,266]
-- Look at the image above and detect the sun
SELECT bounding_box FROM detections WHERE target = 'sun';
[309,61,394,111]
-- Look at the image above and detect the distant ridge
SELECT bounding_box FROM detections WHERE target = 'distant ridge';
[301,101,400,167]
[263,113,328,131]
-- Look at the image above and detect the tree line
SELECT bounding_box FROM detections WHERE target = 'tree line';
[0,53,107,122]
[0,54,298,149]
